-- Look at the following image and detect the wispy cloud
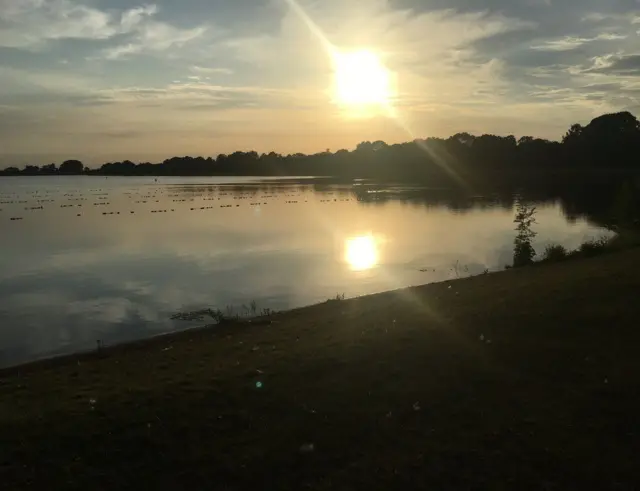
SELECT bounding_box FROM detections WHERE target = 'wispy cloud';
[531,33,627,52]
[191,65,234,76]
[222,2,535,113]
[0,0,152,49]
[581,11,640,25]
[585,53,640,75]
[0,0,209,60]
[103,21,208,60]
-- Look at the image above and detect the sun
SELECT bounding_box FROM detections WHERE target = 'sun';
[332,49,392,108]
[345,235,378,271]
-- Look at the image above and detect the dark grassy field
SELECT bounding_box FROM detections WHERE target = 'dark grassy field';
[2,249,640,490]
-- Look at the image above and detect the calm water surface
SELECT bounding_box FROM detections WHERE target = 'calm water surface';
[0,176,609,366]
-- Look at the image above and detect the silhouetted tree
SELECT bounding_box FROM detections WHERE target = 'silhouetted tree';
[22,165,40,175]
[450,132,475,147]
[562,124,583,145]
[41,163,58,175]
[59,160,84,174]
[518,136,534,146]
[2,110,639,180]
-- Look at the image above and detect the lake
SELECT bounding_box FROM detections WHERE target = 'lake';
[0,176,611,367]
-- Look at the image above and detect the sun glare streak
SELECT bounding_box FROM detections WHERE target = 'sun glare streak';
[281,0,469,183]
[345,235,378,271]
[282,0,334,53]
[394,115,470,189]
[283,0,395,116]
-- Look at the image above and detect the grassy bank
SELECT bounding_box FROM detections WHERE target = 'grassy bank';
[2,249,640,490]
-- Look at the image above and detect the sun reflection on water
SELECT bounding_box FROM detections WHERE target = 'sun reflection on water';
[345,235,378,271]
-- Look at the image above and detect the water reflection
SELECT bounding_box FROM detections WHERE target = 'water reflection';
[345,235,378,271]
[0,176,616,367]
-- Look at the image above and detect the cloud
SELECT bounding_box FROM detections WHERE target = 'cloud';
[531,33,627,52]
[0,0,152,49]
[120,4,158,31]
[103,21,208,60]
[220,0,536,115]
[191,65,234,76]
[586,53,640,75]
[581,11,640,25]
[225,4,535,66]
[0,1,208,59]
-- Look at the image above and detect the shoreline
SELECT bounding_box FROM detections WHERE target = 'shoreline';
[2,248,640,489]
[0,244,633,375]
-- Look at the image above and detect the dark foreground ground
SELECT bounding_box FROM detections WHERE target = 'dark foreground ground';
[2,250,640,490]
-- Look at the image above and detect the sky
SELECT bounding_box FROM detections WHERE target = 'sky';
[0,0,639,167]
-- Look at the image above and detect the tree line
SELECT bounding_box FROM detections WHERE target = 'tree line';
[2,111,639,184]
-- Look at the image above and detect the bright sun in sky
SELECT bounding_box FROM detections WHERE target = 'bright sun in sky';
[332,50,392,109]
[345,235,379,271]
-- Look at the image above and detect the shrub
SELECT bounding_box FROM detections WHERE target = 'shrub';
[579,237,610,257]
[607,231,640,250]
[542,244,568,262]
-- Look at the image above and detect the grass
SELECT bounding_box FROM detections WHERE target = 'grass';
[3,249,640,489]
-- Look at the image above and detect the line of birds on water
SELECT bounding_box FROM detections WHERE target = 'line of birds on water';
[1,187,352,222]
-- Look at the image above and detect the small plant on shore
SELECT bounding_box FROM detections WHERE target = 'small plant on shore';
[328,293,345,302]
[542,244,568,262]
[208,309,226,323]
[171,301,273,324]
[513,201,537,267]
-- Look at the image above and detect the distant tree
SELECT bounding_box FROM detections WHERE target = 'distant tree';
[563,112,640,167]
[562,124,584,145]
[7,110,639,181]
[41,163,58,175]
[22,165,40,175]
[371,140,387,151]
[450,132,475,146]
[59,160,84,174]
[584,111,640,139]
[518,136,534,146]
[356,141,374,152]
